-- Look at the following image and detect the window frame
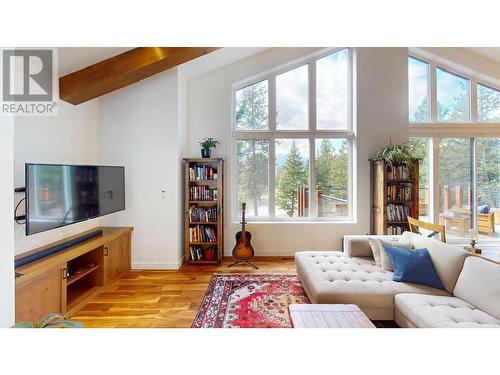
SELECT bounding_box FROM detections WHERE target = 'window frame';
[409,48,500,129]
[231,47,355,223]
[408,50,500,246]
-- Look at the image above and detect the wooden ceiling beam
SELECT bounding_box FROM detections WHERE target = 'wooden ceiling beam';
[59,47,220,105]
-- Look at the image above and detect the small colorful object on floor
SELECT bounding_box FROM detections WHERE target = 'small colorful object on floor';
[192,274,309,328]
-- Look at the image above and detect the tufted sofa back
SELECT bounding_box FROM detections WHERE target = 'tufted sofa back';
[400,231,470,293]
[343,234,400,258]
[453,256,500,320]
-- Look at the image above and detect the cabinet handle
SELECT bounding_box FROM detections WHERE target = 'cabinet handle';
[104,246,109,256]
[62,268,68,279]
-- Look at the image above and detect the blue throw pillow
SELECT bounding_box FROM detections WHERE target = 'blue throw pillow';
[384,246,445,290]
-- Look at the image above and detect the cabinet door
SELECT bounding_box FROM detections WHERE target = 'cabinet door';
[15,265,67,323]
[103,234,130,284]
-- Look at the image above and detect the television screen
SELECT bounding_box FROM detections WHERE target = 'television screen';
[25,164,125,235]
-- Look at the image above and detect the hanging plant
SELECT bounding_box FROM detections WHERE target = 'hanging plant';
[374,141,420,175]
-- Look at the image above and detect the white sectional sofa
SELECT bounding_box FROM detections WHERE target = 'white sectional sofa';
[295,231,500,327]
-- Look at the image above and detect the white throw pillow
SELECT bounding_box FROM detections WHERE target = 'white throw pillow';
[368,237,383,267]
[378,239,413,271]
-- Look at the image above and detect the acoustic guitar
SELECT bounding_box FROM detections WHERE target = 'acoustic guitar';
[229,203,258,269]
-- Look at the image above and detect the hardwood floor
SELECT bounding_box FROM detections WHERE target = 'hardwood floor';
[71,256,296,328]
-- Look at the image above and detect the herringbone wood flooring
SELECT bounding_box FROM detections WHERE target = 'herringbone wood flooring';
[72,256,296,328]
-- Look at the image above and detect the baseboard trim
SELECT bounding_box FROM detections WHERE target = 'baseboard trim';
[132,257,184,270]
[223,250,300,257]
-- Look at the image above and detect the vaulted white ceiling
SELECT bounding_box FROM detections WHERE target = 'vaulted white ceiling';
[463,47,500,64]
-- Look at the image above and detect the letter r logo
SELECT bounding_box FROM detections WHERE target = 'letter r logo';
[2,49,53,102]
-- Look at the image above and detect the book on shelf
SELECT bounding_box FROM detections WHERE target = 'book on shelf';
[189,205,217,222]
[386,165,411,180]
[386,225,404,235]
[189,225,217,243]
[189,164,218,181]
[189,245,204,261]
[387,183,412,201]
[386,204,415,221]
[189,185,218,201]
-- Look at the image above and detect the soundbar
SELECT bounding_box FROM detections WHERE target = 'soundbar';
[15,229,103,268]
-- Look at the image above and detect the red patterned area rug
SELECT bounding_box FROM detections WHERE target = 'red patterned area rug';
[192,274,310,328]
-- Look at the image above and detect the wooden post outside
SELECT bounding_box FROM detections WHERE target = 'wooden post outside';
[316,186,322,217]
[443,185,449,210]
[455,185,462,208]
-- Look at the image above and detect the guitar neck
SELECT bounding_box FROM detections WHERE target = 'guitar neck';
[242,209,246,233]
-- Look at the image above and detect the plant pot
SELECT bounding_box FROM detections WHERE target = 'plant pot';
[201,148,211,158]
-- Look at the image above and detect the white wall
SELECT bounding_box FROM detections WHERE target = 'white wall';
[98,69,183,269]
[187,47,409,255]
[13,100,100,254]
[0,115,15,327]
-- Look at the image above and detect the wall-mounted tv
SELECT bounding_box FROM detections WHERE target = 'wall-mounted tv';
[25,164,125,235]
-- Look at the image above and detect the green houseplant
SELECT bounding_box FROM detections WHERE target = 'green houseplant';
[374,141,420,175]
[199,137,220,158]
[13,313,83,328]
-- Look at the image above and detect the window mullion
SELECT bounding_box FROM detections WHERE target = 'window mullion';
[470,78,478,123]
[430,62,437,123]
[269,76,277,217]
[309,60,317,218]
[471,138,478,230]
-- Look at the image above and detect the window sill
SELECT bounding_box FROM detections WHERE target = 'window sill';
[231,220,357,226]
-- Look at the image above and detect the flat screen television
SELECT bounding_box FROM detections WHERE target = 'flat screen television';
[25,164,125,235]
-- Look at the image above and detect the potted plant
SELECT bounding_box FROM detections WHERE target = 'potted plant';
[13,313,83,328]
[199,137,220,158]
[374,141,420,175]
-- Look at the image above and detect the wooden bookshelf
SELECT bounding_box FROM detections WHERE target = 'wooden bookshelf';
[370,159,419,235]
[183,158,224,265]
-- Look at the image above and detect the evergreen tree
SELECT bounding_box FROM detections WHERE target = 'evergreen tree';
[276,141,307,216]
[235,83,269,216]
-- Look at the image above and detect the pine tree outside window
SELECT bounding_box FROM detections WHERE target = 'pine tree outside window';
[232,48,354,222]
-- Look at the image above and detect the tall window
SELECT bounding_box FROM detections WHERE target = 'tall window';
[233,48,353,221]
[408,57,430,123]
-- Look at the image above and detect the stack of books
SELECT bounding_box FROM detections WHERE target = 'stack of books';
[387,183,412,201]
[386,225,404,235]
[189,225,217,243]
[386,204,414,221]
[189,206,217,222]
[386,165,411,180]
[189,186,218,201]
[189,164,218,181]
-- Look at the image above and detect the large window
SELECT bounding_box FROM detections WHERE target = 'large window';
[408,51,500,245]
[233,48,353,221]
[408,57,430,122]
[408,55,500,124]
[410,136,500,243]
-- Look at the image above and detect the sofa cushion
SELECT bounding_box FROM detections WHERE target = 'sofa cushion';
[378,239,413,271]
[386,246,445,290]
[453,256,500,320]
[400,231,470,293]
[295,251,449,320]
[343,234,400,258]
[395,293,500,328]
[368,237,382,267]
